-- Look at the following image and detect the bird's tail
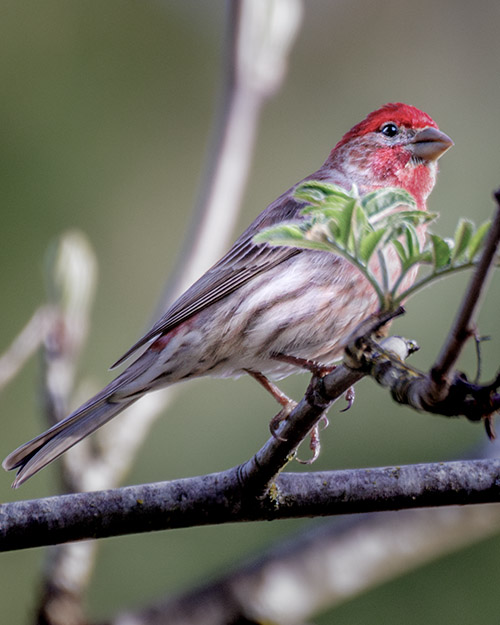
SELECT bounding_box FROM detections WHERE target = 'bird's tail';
[3,340,165,487]
[3,393,139,488]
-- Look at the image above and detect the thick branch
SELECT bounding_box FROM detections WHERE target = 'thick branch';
[1,459,500,552]
[349,334,500,423]
[112,434,500,625]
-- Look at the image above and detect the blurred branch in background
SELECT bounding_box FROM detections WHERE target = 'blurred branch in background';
[41,232,98,431]
[37,232,98,625]
[156,0,303,308]
[0,308,54,393]
[0,1,304,624]
[0,232,99,624]
[69,0,304,495]
[111,459,500,625]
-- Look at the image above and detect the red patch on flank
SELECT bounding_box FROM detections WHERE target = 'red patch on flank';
[149,323,187,353]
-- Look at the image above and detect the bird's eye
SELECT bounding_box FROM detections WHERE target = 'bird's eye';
[380,122,399,138]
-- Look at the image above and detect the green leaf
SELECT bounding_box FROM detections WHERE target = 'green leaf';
[258,178,494,316]
[402,210,437,225]
[254,226,335,252]
[451,219,474,262]
[392,240,408,265]
[404,222,421,257]
[419,249,434,264]
[354,202,370,234]
[382,210,436,230]
[431,234,452,268]
[300,207,342,221]
[337,198,357,248]
[326,218,341,242]
[467,220,491,260]
[359,229,386,264]
[361,187,416,218]
[294,181,351,206]
[253,224,306,243]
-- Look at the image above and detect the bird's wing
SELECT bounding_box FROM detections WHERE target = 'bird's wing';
[111,195,304,368]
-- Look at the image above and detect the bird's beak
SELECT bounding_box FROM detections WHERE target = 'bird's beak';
[410,127,454,161]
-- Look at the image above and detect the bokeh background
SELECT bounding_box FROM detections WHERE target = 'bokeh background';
[1,1,500,623]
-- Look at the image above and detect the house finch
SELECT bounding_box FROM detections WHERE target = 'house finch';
[4,102,452,486]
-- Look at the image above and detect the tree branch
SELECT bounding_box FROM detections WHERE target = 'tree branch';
[1,458,500,552]
[111,502,500,625]
[2,284,499,553]
[109,432,500,625]
[155,0,303,310]
[0,307,55,392]
[35,232,98,625]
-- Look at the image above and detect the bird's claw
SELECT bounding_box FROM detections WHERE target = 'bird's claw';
[269,400,298,441]
[320,413,329,430]
[340,386,355,412]
[296,423,322,464]
[484,415,496,440]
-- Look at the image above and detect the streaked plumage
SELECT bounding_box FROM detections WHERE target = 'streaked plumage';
[3,103,453,487]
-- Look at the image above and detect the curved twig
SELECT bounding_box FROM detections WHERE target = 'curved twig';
[431,192,500,383]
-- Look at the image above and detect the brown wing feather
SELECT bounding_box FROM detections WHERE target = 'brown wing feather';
[111,193,305,368]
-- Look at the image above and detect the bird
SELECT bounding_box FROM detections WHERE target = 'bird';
[3,102,453,487]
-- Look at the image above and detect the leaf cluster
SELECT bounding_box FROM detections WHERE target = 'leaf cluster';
[254,181,491,311]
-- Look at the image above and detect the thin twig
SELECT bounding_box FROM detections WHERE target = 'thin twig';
[238,365,364,489]
[0,307,54,392]
[431,194,500,383]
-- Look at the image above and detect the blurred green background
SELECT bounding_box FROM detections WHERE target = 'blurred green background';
[1,1,500,623]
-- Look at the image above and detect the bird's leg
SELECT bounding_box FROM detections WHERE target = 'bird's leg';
[270,352,336,377]
[272,351,356,411]
[245,369,297,441]
[269,352,356,459]
[245,369,292,406]
[269,353,334,456]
